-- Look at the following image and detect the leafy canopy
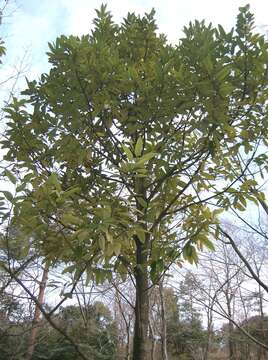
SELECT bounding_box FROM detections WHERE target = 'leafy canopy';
[2,5,268,282]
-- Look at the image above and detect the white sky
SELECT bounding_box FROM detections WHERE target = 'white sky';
[1,0,268,84]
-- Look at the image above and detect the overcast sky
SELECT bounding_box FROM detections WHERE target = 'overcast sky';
[1,0,268,83]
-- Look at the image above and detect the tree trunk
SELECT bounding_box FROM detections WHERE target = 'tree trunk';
[159,280,168,360]
[149,311,156,360]
[126,324,131,360]
[25,264,49,360]
[133,240,150,360]
[228,319,236,360]
[204,306,213,360]
[257,283,265,360]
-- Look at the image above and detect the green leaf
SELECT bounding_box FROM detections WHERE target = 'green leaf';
[95,269,106,285]
[135,152,156,167]
[76,229,90,241]
[136,197,147,208]
[105,243,114,257]
[63,186,80,198]
[62,265,76,274]
[63,292,73,299]
[215,226,220,239]
[177,180,187,188]
[234,202,246,211]
[105,230,113,243]
[216,66,230,81]
[98,236,105,251]
[20,245,30,258]
[1,191,13,203]
[122,144,133,160]
[85,270,92,286]
[16,183,27,192]
[136,228,146,243]
[4,170,17,185]
[48,173,61,192]
[120,162,134,173]
[135,137,143,157]
[218,24,226,37]
[240,129,249,139]
[256,191,266,202]
[113,242,121,256]
[61,213,82,226]
[150,259,164,283]
[183,243,198,264]
[203,238,215,251]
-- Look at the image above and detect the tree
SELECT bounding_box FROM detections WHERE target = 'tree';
[2,5,268,359]
[25,263,49,360]
[177,232,268,359]
[112,279,135,360]
[0,299,118,360]
[232,315,268,360]
[32,301,118,360]
[173,274,207,360]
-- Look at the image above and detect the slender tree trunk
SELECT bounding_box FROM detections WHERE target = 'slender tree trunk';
[126,324,131,360]
[133,240,150,360]
[204,305,213,360]
[132,176,151,360]
[25,264,49,360]
[257,283,264,360]
[114,286,132,359]
[148,311,156,360]
[228,321,235,360]
[226,301,235,360]
[159,280,168,360]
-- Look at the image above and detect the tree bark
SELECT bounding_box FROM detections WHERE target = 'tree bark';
[228,320,236,360]
[257,282,265,360]
[25,264,49,360]
[148,310,156,360]
[226,299,236,360]
[159,280,168,360]
[133,240,150,360]
[132,175,151,360]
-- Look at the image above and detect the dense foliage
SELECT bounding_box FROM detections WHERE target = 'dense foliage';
[3,4,268,279]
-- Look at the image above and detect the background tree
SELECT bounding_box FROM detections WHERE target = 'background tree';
[167,275,207,360]
[173,229,268,360]
[33,301,118,360]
